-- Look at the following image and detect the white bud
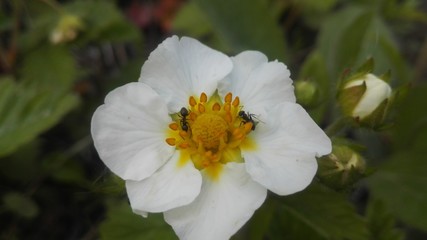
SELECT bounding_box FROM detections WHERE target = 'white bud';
[344,73,392,120]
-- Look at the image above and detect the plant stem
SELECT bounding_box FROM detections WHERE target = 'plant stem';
[325,117,349,137]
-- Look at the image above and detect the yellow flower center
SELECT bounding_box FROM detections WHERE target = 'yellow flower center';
[191,113,228,150]
[165,92,256,180]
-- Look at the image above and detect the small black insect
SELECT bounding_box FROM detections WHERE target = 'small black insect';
[179,107,190,131]
[238,110,257,130]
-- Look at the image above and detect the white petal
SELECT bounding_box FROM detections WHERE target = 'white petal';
[139,36,233,113]
[126,151,202,213]
[164,163,267,240]
[346,74,392,119]
[218,51,295,114]
[91,82,174,181]
[243,102,331,195]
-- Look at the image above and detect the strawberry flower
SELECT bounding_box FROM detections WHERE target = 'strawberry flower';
[91,36,331,240]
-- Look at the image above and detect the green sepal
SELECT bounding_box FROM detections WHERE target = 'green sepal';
[357,98,389,130]
[356,57,374,74]
[317,143,366,190]
[338,81,366,117]
[380,70,392,83]
[337,58,375,92]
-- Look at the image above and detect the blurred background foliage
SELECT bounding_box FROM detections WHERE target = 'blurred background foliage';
[0,0,426,239]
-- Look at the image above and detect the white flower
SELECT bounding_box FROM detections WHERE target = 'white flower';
[344,73,392,120]
[91,36,331,240]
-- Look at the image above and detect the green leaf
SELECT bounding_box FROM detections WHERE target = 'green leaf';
[172,2,230,52]
[318,6,411,84]
[277,183,369,240]
[297,50,331,122]
[20,45,77,89]
[16,2,58,52]
[367,151,427,231]
[0,79,79,157]
[192,0,288,61]
[42,153,90,187]
[173,2,214,38]
[99,200,177,240]
[366,199,405,240]
[66,0,141,44]
[231,199,276,240]
[2,192,39,219]
[0,140,40,182]
[392,85,427,153]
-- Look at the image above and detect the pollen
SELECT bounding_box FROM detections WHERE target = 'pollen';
[191,113,228,150]
[165,92,259,179]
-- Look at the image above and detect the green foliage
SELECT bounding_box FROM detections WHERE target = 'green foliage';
[367,151,427,231]
[277,184,369,240]
[172,2,230,52]
[297,51,330,122]
[2,192,39,219]
[20,45,77,89]
[366,199,404,240]
[99,201,177,240]
[0,79,78,157]
[391,85,427,153]
[367,85,427,231]
[65,0,141,44]
[192,0,288,61]
[317,5,411,84]
[1,0,427,238]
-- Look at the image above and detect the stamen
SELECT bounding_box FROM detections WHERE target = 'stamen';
[212,102,221,111]
[169,123,179,130]
[205,151,213,158]
[189,96,197,107]
[225,92,232,103]
[198,103,206,113]
[179,130,188,138]
[232,128,240,136]
[166,138,176,146]
[179,142,190,149]
[166,92,258,174]
[200,92,207,103]
[234,131,244,140]
[225,112,232,123]
[232,97,240,107]
[224,103,231,112]
[244,122,253,132]
[189,112,197,121]
[202,160,210,167]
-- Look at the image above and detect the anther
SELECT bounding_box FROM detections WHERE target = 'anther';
[200,92,207,103]
[189,96,197,107]
[166,138,176,146]
[232,128,240,136]
[212,102,221,111]
[225,92,232,103]
[179,142,190,149]
[202,160,210,167]
[244,122,253,132]
[205,151,213,158]
[179,131,188,138]
[198,103,206,113]
[225,112,232,123]
[232,97,240,107]
[189,112,197,121]
[224,103,231,112]
[169,123,179,131]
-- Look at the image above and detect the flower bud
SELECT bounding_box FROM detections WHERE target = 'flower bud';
[338,73,392,128]
[317,144,366,190]
[50,14,84,44]
[295,80,320,108]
